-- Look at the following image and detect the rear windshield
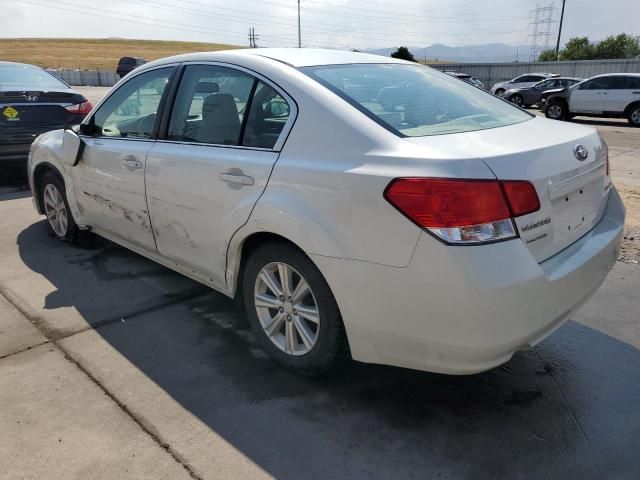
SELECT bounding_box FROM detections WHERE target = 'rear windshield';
[0,65,68,88]
[302,63,531,137]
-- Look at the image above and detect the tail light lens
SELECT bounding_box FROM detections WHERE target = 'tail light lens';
[384,178,540,245]
[65,101,93,115]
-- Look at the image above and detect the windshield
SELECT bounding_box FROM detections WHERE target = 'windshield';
[0,65,68,88]
[302,64,531,137]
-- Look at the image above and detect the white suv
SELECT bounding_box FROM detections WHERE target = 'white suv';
[544,74,640,126]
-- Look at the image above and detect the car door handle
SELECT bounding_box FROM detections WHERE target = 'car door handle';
[219,172,254,186]
[121,156,143,169]
[633,91,640,94]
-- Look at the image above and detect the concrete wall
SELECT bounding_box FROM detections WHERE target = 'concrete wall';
[427,58,640,89]
[47,69,119,87]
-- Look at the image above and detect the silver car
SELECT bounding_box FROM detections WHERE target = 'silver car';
[491,72,558,97]
[28,49,623,375]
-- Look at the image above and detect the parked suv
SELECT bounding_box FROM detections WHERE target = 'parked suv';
[115,57,146,79]
[491,73,558,97]
[544,74,640,126]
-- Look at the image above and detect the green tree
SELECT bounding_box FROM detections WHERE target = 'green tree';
[594,33,640,59]
[559,37,595,60]
[391,46,417,62]
[538,49,558,62]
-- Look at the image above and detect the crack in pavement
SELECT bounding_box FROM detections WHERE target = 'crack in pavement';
[0,339,52,360]
[0,288,207,480]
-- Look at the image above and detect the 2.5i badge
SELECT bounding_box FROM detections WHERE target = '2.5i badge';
[3,106,20,121]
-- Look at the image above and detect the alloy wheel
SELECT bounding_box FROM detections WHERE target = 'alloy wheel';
[547,104,563,119]
[254,262,320,356]
[512,94,523,106]
[43,183,69,237]
[631,108,640,125]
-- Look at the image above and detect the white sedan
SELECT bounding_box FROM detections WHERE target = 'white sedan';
[28,49,624,375]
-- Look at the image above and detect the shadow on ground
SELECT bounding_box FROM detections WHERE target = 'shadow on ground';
[16,220,640,479]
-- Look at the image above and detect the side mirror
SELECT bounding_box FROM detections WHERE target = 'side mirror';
[61,129,86,167]
[267,100,289,118]
[78,120,96,136]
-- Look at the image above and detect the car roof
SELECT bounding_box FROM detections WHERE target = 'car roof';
[588,73,640,78]
[146,48,411,68]
[0,61,40,68]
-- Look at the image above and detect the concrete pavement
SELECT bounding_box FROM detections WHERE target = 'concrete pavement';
[0,86,638,479]
[1,182,640,479]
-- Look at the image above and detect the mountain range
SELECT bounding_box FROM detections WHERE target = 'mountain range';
[365,43,534,63]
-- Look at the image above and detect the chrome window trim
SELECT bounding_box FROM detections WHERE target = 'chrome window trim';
[160,60,298,153]
[153,139,273,152]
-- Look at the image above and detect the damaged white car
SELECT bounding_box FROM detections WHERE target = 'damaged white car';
[29,49,624,375]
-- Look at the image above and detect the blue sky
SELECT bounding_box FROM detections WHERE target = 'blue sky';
[1,0,638,49]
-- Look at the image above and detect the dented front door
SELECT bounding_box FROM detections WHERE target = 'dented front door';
[74,137,156,250]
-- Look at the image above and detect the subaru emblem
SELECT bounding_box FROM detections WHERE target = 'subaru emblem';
[574,144,588,161]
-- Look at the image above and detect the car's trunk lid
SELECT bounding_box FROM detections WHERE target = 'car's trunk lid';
[0,88,83,132]
[404,117,609,262]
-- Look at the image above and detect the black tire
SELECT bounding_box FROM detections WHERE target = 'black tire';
[511,94,523,106]
[39,171,80,243]
[495,88,505,97]
[545,99,567,120]
[627,103,640,127]
[242,241,348,375]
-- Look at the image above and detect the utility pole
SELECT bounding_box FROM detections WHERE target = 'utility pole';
[297,0,302,48]
[555,0,566,60]
[248,27,260,48]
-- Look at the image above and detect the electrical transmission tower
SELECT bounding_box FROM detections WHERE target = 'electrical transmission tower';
[248,27,260,48]
[528,3,557,61]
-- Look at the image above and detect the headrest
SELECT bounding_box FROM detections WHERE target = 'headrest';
[195,81,219,94]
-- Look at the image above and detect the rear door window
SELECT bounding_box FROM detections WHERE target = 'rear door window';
[580,78,611,90]
[168,65,254,146]
[242,82,290,149]
[168,64,291,149]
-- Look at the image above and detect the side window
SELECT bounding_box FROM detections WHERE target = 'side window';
[513,75,528,83]
[92,67,172,138]
[628,77,640,89]
[609,76,630,89]
[242,81,291,149]
[580,78,610,90]
[536,80,551,89]
[168,65,254,146]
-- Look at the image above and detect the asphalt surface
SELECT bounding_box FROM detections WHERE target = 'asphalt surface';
[0,86,639,479]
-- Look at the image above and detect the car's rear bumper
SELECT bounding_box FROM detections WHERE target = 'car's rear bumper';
[0,143,31,163]
[312,187,625,374]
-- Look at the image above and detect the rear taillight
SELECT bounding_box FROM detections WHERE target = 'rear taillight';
[384,178,540,245]
[65,101,93,115]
